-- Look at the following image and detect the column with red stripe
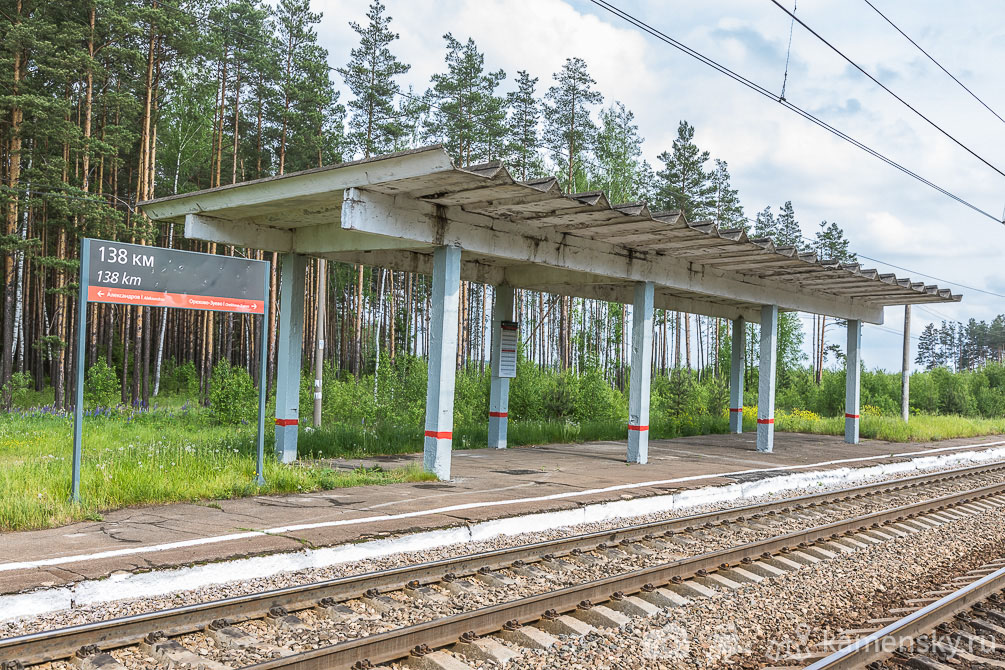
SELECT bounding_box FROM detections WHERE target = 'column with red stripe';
[729,316,745,434]
[756,304,778,453]
[845,319,862,444]
[274,253,307,463]
[627,282,654,464]
[423,246,462,480]
[488,285,515,449]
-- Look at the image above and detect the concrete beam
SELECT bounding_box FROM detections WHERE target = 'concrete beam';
[293,225,424,254]
[729,317,745,433]
[341,188,884,324]
[627,282,655,464]
[757,305,778,453]
[185,213,293,252]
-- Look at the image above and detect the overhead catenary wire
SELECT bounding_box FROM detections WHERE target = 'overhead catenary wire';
[767,0,1005,182]
[861,0,1005,128]
[586,0,1004,225]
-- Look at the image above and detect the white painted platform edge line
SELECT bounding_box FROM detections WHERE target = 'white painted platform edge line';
[2,443,1005,622]
[1,439,1003,574]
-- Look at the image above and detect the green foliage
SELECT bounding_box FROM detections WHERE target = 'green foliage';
[655,120,713,219]
[591,102,650,204]
[84,359,119,408]
[339,0,411,157]
[1,372,32,411]
[544,57,603,191]
[208,362,257,425]
[160,360,199,397]
[425,33,506,164]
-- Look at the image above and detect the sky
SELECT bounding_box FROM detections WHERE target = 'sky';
[311,0,1005,372]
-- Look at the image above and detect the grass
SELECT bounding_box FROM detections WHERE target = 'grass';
[767,411,1005,442]
[3,392,1004,532]
[0,405,434,532]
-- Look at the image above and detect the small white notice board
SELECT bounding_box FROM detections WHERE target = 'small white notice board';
[497,321,518,378]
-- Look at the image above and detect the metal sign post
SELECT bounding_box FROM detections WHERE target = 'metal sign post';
[71,238,270,503]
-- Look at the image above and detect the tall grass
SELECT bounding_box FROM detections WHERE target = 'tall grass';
[0,407,432,532]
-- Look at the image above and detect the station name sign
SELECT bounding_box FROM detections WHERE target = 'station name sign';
[83,239,268,314]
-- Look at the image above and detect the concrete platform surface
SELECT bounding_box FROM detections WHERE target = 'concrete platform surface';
[1,432,1003,596]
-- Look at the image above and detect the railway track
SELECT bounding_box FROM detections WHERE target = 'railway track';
[3,461,1005,670]
[796,556,1005,670]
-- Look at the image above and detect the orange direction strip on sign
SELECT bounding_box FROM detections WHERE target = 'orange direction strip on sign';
[88,286,264,314]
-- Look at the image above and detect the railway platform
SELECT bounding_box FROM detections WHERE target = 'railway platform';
[1,432,1003,597]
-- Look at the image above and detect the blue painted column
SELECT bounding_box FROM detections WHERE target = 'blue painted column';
[729,316,745,434]
[845,319,862,444]
[423,245,462,479]
[757,304,778,453]
[488,285,515,449]
[274,253,307,463]
[627,281,654,464]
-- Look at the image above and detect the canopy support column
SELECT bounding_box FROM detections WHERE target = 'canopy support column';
[423,245,462,480]
[846,319,862,444]
[488,285,515,449]
[757,304,778,453]
[275,252,307,463]
[729,317,745,433]
[627,281,654,464]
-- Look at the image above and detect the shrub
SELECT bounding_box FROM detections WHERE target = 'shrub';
[160,360,198,397]
[84,359,119,407]
[1,371,32,411]
[208,361,257,424]
[575,365,625,423]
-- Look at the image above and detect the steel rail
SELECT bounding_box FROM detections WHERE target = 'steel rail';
[2,460,1003,666]
[243,480,1005,670]
[804,564,1005,669]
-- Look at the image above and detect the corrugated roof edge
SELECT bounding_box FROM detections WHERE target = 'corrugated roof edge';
[453,158,961,304]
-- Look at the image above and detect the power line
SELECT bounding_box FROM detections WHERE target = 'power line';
[586,0,1003,225]
[767,0,1005,181]
[861,0,1005,128]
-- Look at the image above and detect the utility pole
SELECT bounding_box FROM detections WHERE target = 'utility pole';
[901,304,911,423]
[313,259,326,428]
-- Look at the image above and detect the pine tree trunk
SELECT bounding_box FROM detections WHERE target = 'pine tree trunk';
[2,0,25,387]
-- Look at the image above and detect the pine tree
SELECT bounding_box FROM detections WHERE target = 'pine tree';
[591,101,645,204]
[709,159,744,229]
[338,1,410,159]
[774,200,801,246]
[915,322,939,369]
[424,34,506,165]
[655,121,713,220]
[814,220,855,262]
[753,206,776,239]
[504,70,542,181]
[275,0,327,174]
[543,57,602,192]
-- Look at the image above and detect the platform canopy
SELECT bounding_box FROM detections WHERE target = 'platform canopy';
[140,145,960,324]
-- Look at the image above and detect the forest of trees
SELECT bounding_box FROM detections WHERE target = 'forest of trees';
[0,0,968,413]
[916,317,1005,372]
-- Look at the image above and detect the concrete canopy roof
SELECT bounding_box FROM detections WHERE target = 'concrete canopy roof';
[140,145,961,325]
